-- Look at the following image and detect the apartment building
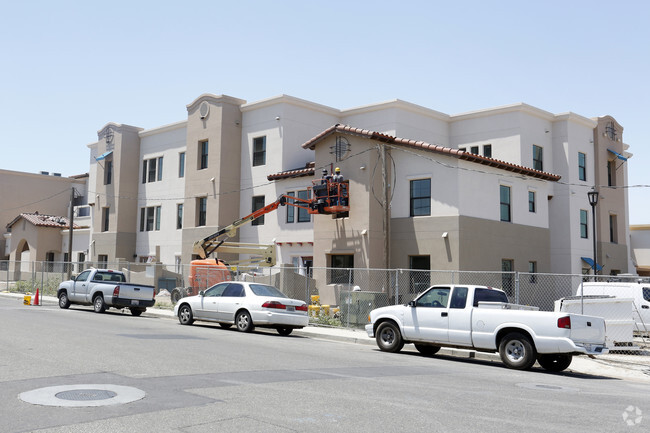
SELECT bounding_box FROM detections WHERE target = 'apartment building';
[66,94,635,281]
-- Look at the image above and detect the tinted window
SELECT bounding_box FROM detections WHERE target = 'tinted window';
[450,287,468,309]
[205,283,229,297]
[222,283,245,297]
[416,287,450,308]
[76,270,91,282]
[643,287,650,302]
[250,284,287,298]
[473,288,508,307]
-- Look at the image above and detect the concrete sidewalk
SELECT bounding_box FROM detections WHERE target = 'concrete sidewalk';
[4,291,650,383]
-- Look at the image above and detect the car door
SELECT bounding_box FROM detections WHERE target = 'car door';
[216,283,246,322]
[447,287,472,346]
[196,283,229,320]
[70,270,92,302]
[402,287,451,343]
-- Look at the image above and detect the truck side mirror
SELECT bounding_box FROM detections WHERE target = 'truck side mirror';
[408,300,416,307]
[199,290,205,297]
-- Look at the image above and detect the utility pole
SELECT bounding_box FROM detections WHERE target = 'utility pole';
[67,187,75,279]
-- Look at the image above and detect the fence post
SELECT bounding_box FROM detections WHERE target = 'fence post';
[395,269,399,305]
[346,268,352,328]
[515,271,520,304]
[579,279,584,315]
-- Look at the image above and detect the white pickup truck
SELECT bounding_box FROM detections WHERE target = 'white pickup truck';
[366,285,608,371]
[57,268,156,316]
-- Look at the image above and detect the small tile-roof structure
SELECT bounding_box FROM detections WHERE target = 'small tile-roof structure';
[267,162,315,181]
[301,124,561,181]
[6,213,83,229]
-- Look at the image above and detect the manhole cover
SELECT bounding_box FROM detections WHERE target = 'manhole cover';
[20,384,145,407]
[55,389,117,401]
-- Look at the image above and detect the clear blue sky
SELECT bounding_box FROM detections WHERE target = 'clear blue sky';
[1,0,649,223]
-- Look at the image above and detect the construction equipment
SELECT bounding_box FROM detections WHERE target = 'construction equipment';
[170,178,349,303]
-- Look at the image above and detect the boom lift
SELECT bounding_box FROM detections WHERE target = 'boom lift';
[170,177,349,303]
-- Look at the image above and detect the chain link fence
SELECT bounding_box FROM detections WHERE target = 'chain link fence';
[2,260,648,354]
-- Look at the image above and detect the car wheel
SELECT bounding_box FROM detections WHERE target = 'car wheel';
[58,292,70,309]
[376,321,404,353]
[219,323,232,329]
[537,354,573,372]
[236,311,254,333]
[499,332,536,370]
[178,304,194,325]
[277,327,293,336]
[415,344,440,356]
[130,308,144,317]
[93,295,106,313]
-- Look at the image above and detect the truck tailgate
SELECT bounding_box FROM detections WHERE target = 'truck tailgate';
[119,284,155,301]
[568,314,606,344]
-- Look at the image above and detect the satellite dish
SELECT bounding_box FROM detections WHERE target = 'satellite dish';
[199,101,210,119]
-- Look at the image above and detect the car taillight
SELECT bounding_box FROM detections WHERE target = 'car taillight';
[262,301,286,310]
[113,286,120,298]
[296,304,308,312]
[558,316,571,329]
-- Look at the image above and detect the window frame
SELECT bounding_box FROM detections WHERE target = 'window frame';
[500,185,511,222]
[179,152,185,178]
[104,159,112,185]
[286,191,295,223]
[297,190,310,223]
[197,197,207,227]
[578,152,586,181]
[483,144,492,158]
[199,140,209,170]
[410,178,431,217]
[251,195,265,226]
[533,145,543,171]
[101,207,109,232]
[177,203,183,230]
[580,209,588,239]
[253,136,266,167]
[528,190,536,213]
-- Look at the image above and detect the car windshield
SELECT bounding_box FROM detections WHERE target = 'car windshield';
[249,284,287,298]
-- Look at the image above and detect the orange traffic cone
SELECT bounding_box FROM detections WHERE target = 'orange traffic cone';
[33,288,40,306]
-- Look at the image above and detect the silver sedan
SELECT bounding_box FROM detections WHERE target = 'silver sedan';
[173,281,309,335]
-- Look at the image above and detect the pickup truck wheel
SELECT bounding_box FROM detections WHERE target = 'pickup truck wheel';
[93,295,106,313]
[537,354,573,372]
[376,322,404,353]
[178,304,194,325]
[415,344,441,356]
[499,332,536,370]
[236,311,255,333]
[130,308,145,317]
[171,288,187,304]
[58,292,70,309]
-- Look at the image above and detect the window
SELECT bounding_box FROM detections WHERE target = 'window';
[157,156,163,181]
[500,185,511,222]
[643,287,650,302]
[177,204,183,229]
[607,160,615,186]
[253,136,266,166]
[528,191,536,213]
[501,259,514,296]
[533,145,543,171]
[104,160,112,185]
[609,214,618,243]
[528,261,537,283]
[179,152,185,178]
[410,179,431,216]
[199,140,208,170]
[297,190,310,222]
[286,192,295,223]
[102,207,109,232]
[140,206,161,231]
[98,255,108,268]
[450,287,468,309]
[197,197,207,227]
[416,287,450,308]
[578,152,586,181]
[483,144,492,158]
[458,147,466,152]
[222,283,245,297]
[474,287,509,306]
[142,157,163,183]
[251,196,265,226]
[580,209,588,239]
[470,146,479,155]
[329,254,354,284]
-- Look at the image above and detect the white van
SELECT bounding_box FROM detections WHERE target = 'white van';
[576,282,650,331]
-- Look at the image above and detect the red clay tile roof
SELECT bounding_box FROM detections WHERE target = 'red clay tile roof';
[301,124,561,181]
[267,162,315,181]
[6,213,83,229]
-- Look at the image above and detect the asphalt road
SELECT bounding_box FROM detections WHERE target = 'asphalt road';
[1,297,649,433]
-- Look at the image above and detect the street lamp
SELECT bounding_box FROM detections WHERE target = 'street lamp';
[587,189,599,278]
